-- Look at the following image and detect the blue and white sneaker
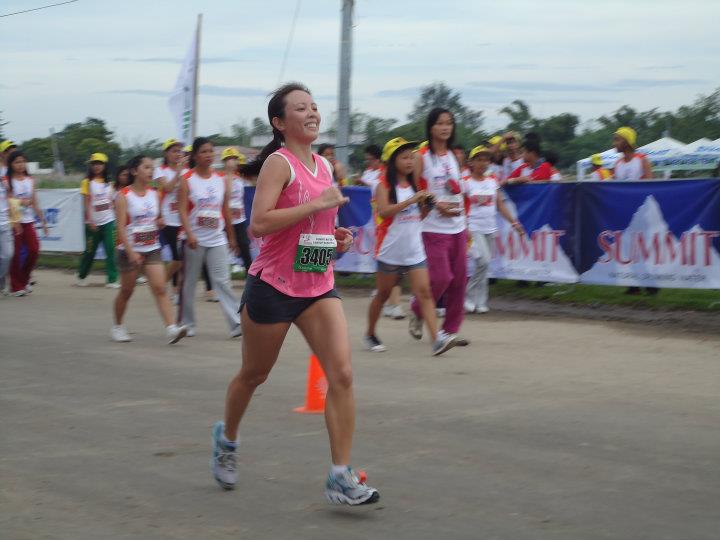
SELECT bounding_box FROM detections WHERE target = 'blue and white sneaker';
[211,421,237,490]
[325,467,379,505]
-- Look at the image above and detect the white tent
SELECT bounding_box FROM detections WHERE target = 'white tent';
[576,137,687,180]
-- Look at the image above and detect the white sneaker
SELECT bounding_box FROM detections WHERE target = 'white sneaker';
[24,284,33,294]
[76,277,89,287]
[229,325,242,338]
[111,325,132,342]
[11,290,27,297]
[389,304,405,320]
[436,307,446,318]
[105,282,120,289]
[362,334,387,352]
[477,305,489,314]
[231,264,242,274]
[186,326,196,337]
[136,276,147,285]
[464,301,476,314]
[206,291,219,303]
[432,331,458,357]
[166,324,188,345]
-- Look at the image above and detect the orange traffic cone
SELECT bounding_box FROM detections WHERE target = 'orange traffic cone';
[294,354,328,414]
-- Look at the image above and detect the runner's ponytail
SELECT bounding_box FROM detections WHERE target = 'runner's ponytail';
[240,82,312,178]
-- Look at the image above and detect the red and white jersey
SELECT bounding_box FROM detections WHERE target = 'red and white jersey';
[227,174,247,225]
[118,187,161,253]
[465,173,500,234]
[11,176,36,224]
[185,169,227,248]
[417,147,466,235]
[0,178,10,227]
[502,155,525,181]
[153,165,182,226]
[613,153,647,181]
[509,161,553,181]
[86,180,115,226]
[375,182,426,266]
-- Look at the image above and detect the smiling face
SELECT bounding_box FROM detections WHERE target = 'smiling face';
[273,90,320,145]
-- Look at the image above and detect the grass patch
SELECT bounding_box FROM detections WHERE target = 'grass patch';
[37,253,720,312]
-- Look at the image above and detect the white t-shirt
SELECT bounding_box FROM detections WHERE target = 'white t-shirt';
[614,154,646,181]
[153,165,181,226]
[11,177,35,224]
[83,179,115,226]
[376,185,426,266]
[359,168,382,193]
[466,174,500,234]
[419,149,466,235]
[0,179,9,227]
[502,155,525,181]
[119,187,161,253]
[228,175,246,225]
[186,170,227,248]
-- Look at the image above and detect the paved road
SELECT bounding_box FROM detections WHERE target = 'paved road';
[1,270,719,540]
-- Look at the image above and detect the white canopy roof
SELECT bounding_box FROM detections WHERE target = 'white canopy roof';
[577,137,687,170]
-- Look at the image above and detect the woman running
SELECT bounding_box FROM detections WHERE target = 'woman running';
[7,151,47,296]
[76,153,118,288]
[222,147,253,273]
[363,137,456,356]
[0,175,18,294]
[463,146,524,314]
[154,139,185,300]
[210,83,379,505]
[111,155,187,344]
[408,109,469,345]
[177,138,241,338]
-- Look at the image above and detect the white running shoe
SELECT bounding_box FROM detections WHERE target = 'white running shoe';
[408,312,423,340]
[24,284,33,294]
[11,290,27,297]
[111,325,132,342]
[211,421,238,490]
[325,467,379,506]
[464,301,476,314]
[389,304,405,319]
[231,264,242,274]
[136,276,147,285]
[362,335,387,352]
[206,291,219,303]
[166,324,188,345]
[105,282,121,289]
[76,276,89,287]
[477,305,489,314]
[229,325,242,338]
[432,331,458,357]
[186,326,196,337]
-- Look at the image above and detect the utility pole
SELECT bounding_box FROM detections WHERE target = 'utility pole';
[49,128,65,178]
[192,13,202,141]
[335,0,353,166]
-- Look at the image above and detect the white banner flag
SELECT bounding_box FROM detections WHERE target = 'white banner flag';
[168,18,199,145]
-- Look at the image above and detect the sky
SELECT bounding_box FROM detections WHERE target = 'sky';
[2,0,719,145]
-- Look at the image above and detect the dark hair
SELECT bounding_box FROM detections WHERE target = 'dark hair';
[189,137,213,169]
[114,165,129,189]
[126,155,149,185]
[317,144,334,156]
[426,108,455,155]
[524,132,541,145]
[524,140,541,156]
[86,160,109,183]
[364,144,382,160]
[385,146,417,204]
[452,144,466,153]
[6,150,28,183]
[241,82,312,177]
[544,150,559,166]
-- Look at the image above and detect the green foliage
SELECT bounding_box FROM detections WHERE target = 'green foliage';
[22,137,54,168]
[408,82,484,131]
[119,139,162,163]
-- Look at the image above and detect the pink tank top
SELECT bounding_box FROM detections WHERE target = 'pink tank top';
[248,148,337,297]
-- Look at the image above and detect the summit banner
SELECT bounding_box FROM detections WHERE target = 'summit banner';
[578,179,720,288]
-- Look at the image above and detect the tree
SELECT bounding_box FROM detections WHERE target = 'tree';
[408,82,484,131]
[0,112,8,140]
[120,138,162,163]
[21,137,54,168]
[499,100,534,134]
[251,117,271,137]
[230,122,252,146]
[55,117,121,171]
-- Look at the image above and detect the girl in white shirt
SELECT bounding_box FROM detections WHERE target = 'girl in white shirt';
[364,138,457,356]
[464,146,524,313]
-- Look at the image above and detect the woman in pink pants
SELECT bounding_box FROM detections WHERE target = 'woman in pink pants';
[409,108,469,345]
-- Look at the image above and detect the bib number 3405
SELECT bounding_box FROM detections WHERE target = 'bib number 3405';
[293,233,337,273]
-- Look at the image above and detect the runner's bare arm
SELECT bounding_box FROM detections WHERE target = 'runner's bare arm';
[177,176,197,248]
[375,183,428,219]
[250,154,348,237]
[641,157,653,179]
[222,175,237,250]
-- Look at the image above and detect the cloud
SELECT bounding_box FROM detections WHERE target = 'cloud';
[375,87,422,98]
[104,89,169,97]
[103,85,268,98]
[112,56,244,64]
[639,64,684,70]
[466,78,708,93]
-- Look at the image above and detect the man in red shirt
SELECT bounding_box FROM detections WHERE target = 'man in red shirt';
[506,141,553,184]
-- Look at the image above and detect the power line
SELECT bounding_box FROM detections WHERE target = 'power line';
[0,0,78,18]
[277,0,302,86]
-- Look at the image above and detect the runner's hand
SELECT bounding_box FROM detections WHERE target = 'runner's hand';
[88,223,98,232]
[334,227,353,253]
[317,187,349,210]
[187,233,198,249]
[411,190,430,204]
[128,250,142,267]
[512,221,525,236]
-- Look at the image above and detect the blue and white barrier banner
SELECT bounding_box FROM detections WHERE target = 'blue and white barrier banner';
[335,186,377,273]
[578,179,720,288]
[36,189,84,252]
[489,184,579,283]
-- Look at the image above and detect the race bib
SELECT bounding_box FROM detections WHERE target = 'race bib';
[132,223,158,247]
[293,233,337,273]
[169,201,179,213]
[93,201,111,212]
[197,209,221,230]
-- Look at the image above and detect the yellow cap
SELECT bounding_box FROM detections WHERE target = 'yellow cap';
[381,137,417,162]
[615,126,637,148]
[591,154,604,166]
[183,145,193,153]
[418,140,429,150]
[163,138,182,151]
[221,147,243,161]
[89,152,108,163]
[0,140,16,153]
[488,135,503,146]
[469,145,492,160]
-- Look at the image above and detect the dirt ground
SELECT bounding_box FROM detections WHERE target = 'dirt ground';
[1,269,719,540]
